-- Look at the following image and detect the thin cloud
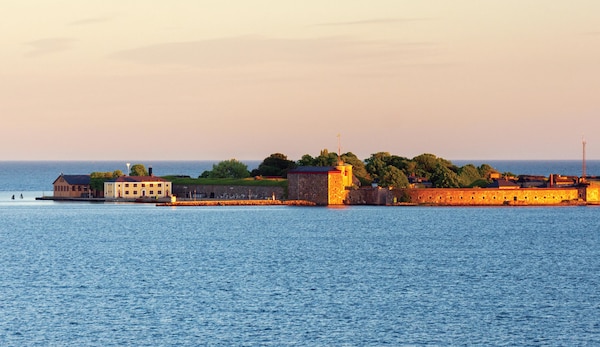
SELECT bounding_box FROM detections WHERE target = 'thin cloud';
[68,16,112,26]
[316,17,431,26]
[25,38,77,57]
[111,36,434,69]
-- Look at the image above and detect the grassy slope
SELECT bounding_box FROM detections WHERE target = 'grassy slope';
[163,176,287,187]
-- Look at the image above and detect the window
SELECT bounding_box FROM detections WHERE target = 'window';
[133,191,138,195]
[125,184,129,187]
[142,184,145,187]
[158,183,162,187]
[158,191,162,195]
[134,184,138,187]
[150,183,154,187]
[125,191,129,195]
[150,191,154,195]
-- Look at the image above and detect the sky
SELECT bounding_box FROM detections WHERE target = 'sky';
[1,1,599,161]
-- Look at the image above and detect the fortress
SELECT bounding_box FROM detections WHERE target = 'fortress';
[286,161,600,206]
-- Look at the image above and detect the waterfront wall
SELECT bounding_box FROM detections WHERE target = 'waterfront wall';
[346,187,388,205]
[347,187,587,206]
[288,173,329,205]
[172,184,285,200]
[392,187,582,206]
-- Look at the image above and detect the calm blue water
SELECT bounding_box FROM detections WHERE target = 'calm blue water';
[1,161,600,345]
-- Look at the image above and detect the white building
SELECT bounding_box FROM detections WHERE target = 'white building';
[104,176,172,199]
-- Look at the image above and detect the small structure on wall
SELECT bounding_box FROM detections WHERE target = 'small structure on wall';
[287,162,353,205]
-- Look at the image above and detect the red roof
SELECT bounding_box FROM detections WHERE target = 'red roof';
[108,176,168,183]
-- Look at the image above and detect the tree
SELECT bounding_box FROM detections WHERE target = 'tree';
[89,170,124,192]
[388,155,411,172]
[202,159,250,179]
[313,149,339,166]
[478,164,497,179]
[297,149,339,167]
[430,163,461,188]
[411,153,439,178]
[365,152,392,180]
[381,165,409,188]
[252,153,297,177]
[297,154,314,166]
[457,164,482,187]
[130,164,148,176]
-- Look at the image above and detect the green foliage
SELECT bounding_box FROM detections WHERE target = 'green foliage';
[341,152,370,185]
[89,170,124,191]
[469,179,490,188]
[251,153,297,177]
[89,178,105,192]
[314,149,340,166]
[298,149,339,166]
[130,164,148,176]
[201,159,250,179]
[381,166,409,188]
[411,153,439,175]
[297,154,315,166]
[361,152,499,188]
[478,164,496,178]
[430,163,461,188]
[457,164,482,187]
[365,152,391,180]
[364,152,413,188]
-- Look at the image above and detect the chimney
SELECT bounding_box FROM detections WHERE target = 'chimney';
[149,166,153,176]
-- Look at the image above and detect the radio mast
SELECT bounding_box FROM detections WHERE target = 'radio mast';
[582,137,587,183]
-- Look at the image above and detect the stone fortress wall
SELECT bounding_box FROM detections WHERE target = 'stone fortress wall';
[347,185,600,206]
[392,187,583,206]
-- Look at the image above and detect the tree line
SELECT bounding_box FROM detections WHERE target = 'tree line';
[200,151,504,188]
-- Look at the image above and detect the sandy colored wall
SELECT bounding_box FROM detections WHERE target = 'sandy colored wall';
[392,187,581,206]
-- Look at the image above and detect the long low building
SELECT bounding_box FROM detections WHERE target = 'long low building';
[104,176,172,199]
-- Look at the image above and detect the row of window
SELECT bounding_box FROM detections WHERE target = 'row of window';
[124,191,162,195]
[55,185,88,191]
[124,183,164,188]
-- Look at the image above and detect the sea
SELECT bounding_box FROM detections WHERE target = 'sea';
[1,160,599,346]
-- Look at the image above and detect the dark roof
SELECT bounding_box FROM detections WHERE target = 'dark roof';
[53,174,91,185]
[288,166,340,174]
[487,179,519,188]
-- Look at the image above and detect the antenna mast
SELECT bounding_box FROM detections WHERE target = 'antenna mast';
[581,137,586,182]
[582,137,587,182]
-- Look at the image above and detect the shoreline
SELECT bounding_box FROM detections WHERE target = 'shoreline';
[157,199,317,207]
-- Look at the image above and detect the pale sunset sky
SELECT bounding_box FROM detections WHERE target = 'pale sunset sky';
[1,1,599,161]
